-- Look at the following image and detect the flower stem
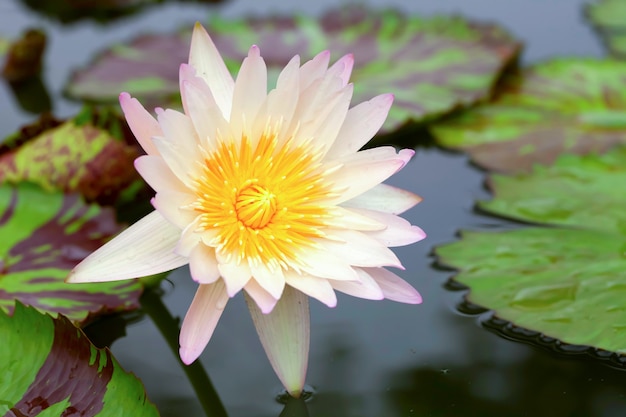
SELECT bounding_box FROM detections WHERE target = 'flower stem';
[140,287,228,417]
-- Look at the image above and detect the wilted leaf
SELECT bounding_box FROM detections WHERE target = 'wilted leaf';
[0,183,143,324]
[0,109,142,205]
[431,59,626,172]
[586,0,626,59]
[435,148,626,355]
[66,7,520,132]
[0,303,159,416]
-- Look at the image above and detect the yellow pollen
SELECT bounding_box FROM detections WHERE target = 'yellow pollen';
[235,184,277,229]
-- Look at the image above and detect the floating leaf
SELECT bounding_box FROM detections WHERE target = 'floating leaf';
[1,29,46,82]
[0,303,159,416]
[479,147,626,233]
[66,7,520,132]
[431,59,626,172]
[0,109,141,205]
[435,148,626,354]
[0,183,143,324]
[436,228,626,354]
[586,0,626,59]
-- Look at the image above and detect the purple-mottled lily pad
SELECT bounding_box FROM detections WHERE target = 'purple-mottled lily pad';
[0,109,142,205]
[435,148,626,356]
[66,7,521,132]
[430,58,626,172]
[0,303,159,416]
[1,29,46,82]
[586,0,626,59]
[0,183,143,324]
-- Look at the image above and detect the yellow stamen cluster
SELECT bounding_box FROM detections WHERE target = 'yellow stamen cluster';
[189,128,338,271]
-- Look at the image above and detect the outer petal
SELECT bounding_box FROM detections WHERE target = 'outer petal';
[217,260,252,297]
[321,229,404,269]
[330,268,384,300]
[67,211,187,283]
[328,53,354,86]
[135,155,186,193]
[179,280,229,364]
[327,93,394,158]
[298,50,330,90]
[151,189,197,229]
[189,23,235,119]
[342,183,423,215]
[350,208,427,247]
[245,286,310,397]
[119,92,161,156]
[364,267,422,304]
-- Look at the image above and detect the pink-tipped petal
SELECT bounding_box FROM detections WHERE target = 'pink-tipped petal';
[217,260,252,297]
[180,79,229,150]
[119,92,161,155]
[327,93,394,157]
[330,268,384,300]
[231,45,268,140]
[245,279,278,314]
[350,208,427,247]
[179,280,229,364]
[328,53,354,86]
[245,286,310,397]
[342,183,423,215]
[189,23,235,119]
[321,229,404,269]
[134,155,185,193]
[364,267,422,304]
[67,211,186,283]
[250,263,285,300]
[299,50,330,90]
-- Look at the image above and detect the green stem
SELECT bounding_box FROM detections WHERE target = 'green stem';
[140,287,228,417]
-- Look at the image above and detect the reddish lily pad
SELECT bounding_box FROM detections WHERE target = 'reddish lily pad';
[0,183,143,324]
[0,303,159,416]
[586,0,626,59]
[66,7,520,132]
[0,108,142,205]
[430,58,626,172]
[1,29,46,82]
[435,148,626,356]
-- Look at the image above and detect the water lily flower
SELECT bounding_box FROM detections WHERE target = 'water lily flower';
[67,23,425,397]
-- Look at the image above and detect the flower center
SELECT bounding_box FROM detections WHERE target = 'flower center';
[235,184,277,229]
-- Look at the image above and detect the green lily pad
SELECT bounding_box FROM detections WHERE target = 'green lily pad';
[436,228,626,354]
[430,58,626,172]
[0,108,142,205]
[66,7,520,132]
[435,148,626,355]
[0,183,143,324]
[0,303,159,416]
[586,0,626,59]
[479,147,626,233]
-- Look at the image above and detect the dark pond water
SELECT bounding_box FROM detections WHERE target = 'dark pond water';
[2,0,625,416]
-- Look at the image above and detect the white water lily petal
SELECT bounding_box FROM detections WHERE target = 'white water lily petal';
[328,53,354,86]
[152,136,201,189]
[218,260,252,297]
[231,45,268,141]
[351,208,427,247]
[343,183,423,215]
[67,211,187,283]
[245,279,278,314]
[364,267,422,304]
[330,268,384,300]
[299,50,330,90]
[297,247,359,282]
[151,189,197,229]
[328,148,414,204]
[189,23,234,119]
[246,286,309,397]
[135,155,185,193]
[326,206,386,231]
[179,280,229,364]
[328,94,394,157]
[322,229,404,269]
[119,92,161,155]
[250,263,285,300]
[189,243,220,284]
[285,272,337,307]
[174,218,202,257]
